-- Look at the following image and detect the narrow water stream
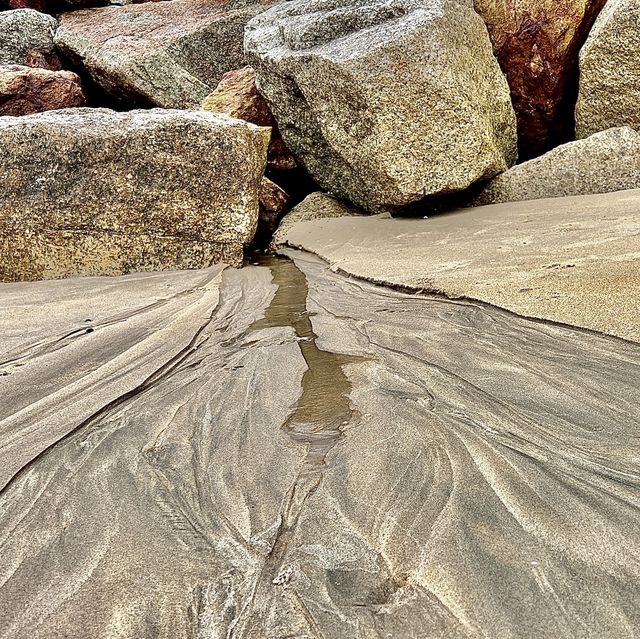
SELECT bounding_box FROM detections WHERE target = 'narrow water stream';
[229,255,363,634]
[248,255,357,470]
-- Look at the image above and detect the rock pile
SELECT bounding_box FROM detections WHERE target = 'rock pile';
[0,0,637,282]
[55,0,283,108]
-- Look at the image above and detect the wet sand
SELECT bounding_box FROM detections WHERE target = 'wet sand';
[0,251,638,638]
[276,189,640,342]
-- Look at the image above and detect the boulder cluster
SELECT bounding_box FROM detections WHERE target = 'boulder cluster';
[0,0,638,281]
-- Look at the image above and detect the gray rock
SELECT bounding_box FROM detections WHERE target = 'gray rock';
[0,9,60,70]
[54,0,283,109]
[271,191,361,248]
[576,0,640,138]
[0,108,270,281]
[245,0,517,213]
[472,127,640,205]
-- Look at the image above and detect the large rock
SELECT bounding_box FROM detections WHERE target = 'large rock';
[0,65,86,116]
[55,0,282,109]
[245,0,517,213]
[0,10,61,70]
[472,127,640,205]
[0,109,270,281]
[202,66,296,171]
[473,0,607,159]
[576,0,640,138]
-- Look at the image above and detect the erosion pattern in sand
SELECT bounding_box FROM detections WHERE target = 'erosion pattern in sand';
[0,251,638,638]
[277,190,640,342]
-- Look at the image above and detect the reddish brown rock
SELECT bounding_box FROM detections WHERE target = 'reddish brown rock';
[1,0,48,10]
[0,65,86,116]
[257,177,289,239]
[473,0,608,159]
[202,66,296,172]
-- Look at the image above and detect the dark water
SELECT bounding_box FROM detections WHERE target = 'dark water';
[248,255,358,470]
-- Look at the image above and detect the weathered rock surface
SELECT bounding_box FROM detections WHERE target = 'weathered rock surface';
[275,190,640,342]
[474,0,607,158]
[55,0,282,109]
[1,0,46,9]
[257,177,289,238]
[0,108,270,281]
[0,65,86,116]
[576,0,640,138]
[245,0,517,213]
[0,9,61,70]
[271,191,361,248]
[202,66,296,171]
[0,0,155,7]
[0,251,638,638]
[473,127,640,205]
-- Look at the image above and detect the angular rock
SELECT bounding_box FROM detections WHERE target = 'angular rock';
[0,10,61,70]
[55,0,282,109]
[0,65,86,116]
[245,0,517,213]
[257,177,289,238]
[271,191,361,249]
[576,0,640,139]
[473,0,607,159]
[0,108,270,281]
[202,66,296,171]
[472,127,640,206]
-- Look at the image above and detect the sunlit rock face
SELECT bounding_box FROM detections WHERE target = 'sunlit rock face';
[576,0,640,138]
[0,108,270,281]
[245,0,517,213]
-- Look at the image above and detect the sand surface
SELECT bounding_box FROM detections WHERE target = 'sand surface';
[0,251,638,638]
[277,190,640,341]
